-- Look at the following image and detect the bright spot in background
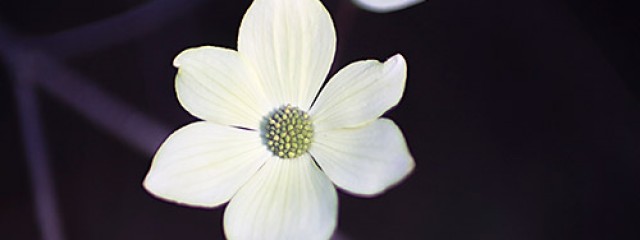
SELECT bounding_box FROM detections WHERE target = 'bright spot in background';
[352,0,424,13]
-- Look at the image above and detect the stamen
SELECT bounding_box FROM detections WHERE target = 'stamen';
[263,105,313,159]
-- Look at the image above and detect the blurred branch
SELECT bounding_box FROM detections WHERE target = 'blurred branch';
[6,50,172,155]
[2,22,172,157]
[3,24,172,239]
[35,50,173,155]
[1,24,64,240]
[27,0,208,59]
[12,63,65,240]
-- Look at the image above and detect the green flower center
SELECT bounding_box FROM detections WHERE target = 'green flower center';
[263,105,314,159]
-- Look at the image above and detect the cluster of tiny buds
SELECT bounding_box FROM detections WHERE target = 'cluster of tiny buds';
[263,105,314,159]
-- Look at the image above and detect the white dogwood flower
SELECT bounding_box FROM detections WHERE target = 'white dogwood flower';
[143,0,415,239]
[352,0,424,13]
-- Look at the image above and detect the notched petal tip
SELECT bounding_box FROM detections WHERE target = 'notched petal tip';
[384,53,407,76]
[382,53,408,106]
[172,47,200,68]
[141,157,221,209]
[143,172,194,207]
[172,46,235,68]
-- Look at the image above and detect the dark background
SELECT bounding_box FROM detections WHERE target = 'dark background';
[1,0,639,239]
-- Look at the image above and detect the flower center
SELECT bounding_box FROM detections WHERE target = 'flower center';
[263,105,314,159]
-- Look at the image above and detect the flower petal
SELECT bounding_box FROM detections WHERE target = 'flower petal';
[224,155,337,240]
[310,54,407,131]
[143,121,270,208]
[352,0,424,13]
[310,119,414,197]
[174,46,271,129]
[238,0,336,111]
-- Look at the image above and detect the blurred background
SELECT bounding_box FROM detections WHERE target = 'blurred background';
[1,0,639,239]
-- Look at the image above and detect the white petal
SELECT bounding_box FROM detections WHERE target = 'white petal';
[310,54,407,132]
[174,46,271,129]
[309,119,414,197]
[143,121,270,208]
[352,0,424,13]
[238,0,336,111]
[224,155,337,240]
